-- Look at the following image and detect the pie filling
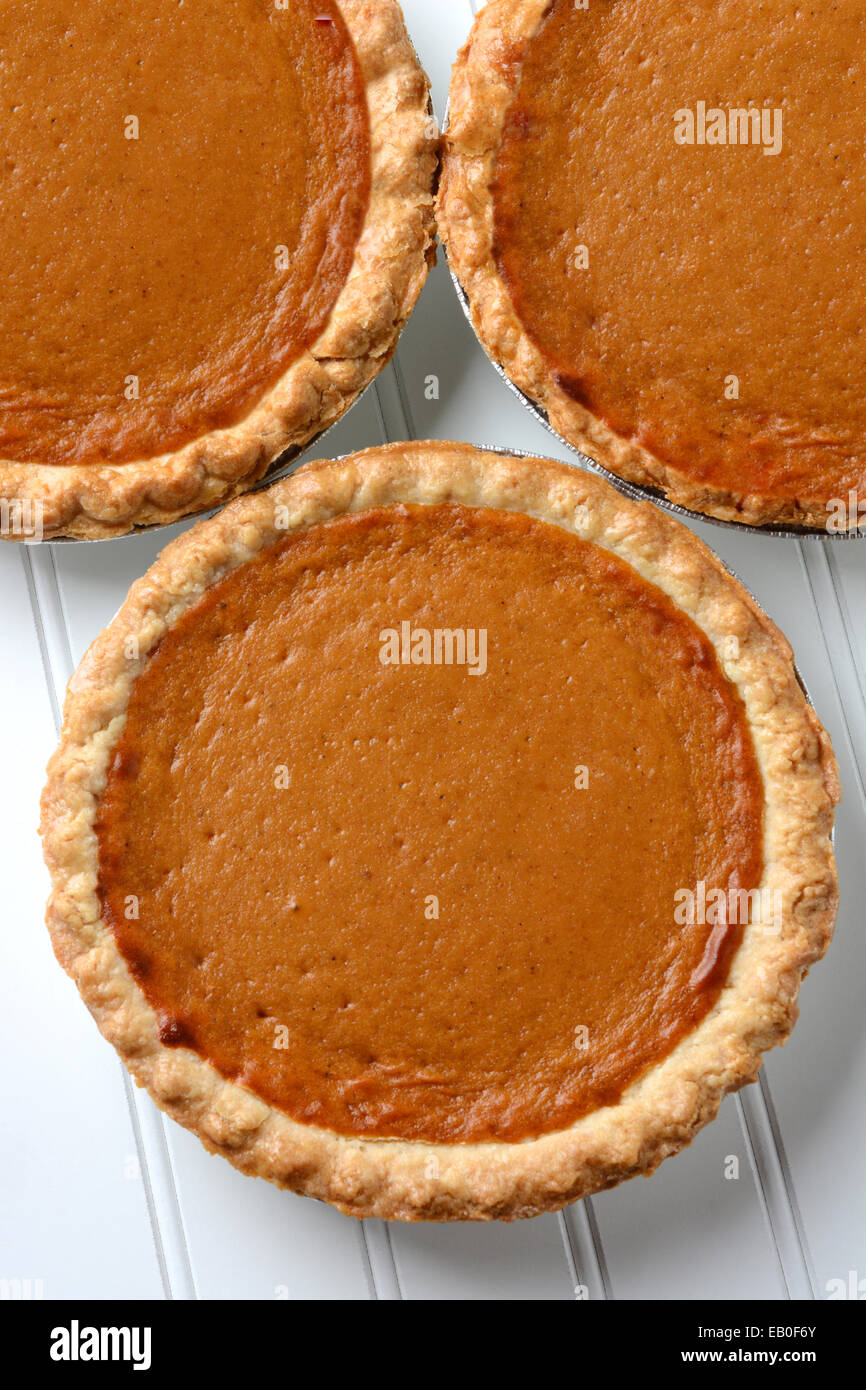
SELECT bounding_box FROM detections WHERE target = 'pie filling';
[0,0,370,467]
[492,0,865,508]
[96,504,764,1144]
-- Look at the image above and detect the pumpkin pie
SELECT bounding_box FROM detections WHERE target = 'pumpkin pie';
[0,0,436,539]
[438,0,866,531]
[40,443,839,1221]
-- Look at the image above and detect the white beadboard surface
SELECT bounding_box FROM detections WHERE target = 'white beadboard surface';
[2,0,864,1302]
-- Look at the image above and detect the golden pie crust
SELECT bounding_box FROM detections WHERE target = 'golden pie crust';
[0,1,436,540]
[41,442,839,1221]
[438,0,865,531]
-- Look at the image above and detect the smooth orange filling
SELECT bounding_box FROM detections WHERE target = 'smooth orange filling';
[492,0,866,508]
[0,0,369,466]
[96,503,764,1144]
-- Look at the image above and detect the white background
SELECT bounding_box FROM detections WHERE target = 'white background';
[1,0,864,1301]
